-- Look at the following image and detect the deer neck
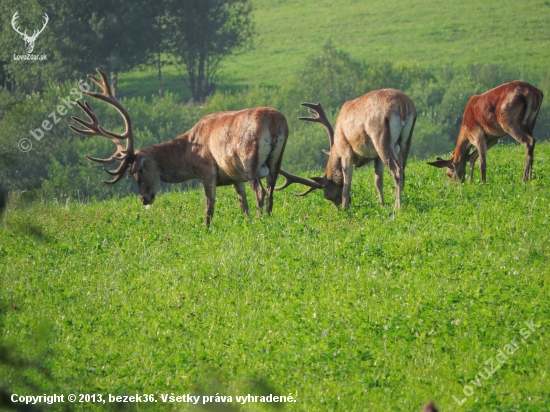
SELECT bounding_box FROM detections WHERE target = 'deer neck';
[453,130,473,167]
[325,152,343,185]
[140,138,199,183]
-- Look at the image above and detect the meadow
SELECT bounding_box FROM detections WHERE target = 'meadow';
[2,0,550,409]
[118,0,550,96]
[1,143,549,411]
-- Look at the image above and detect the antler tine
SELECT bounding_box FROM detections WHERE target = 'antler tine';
[40,14,48,32]
[84,155,117,165]
[102,172,126,185]
[82,68,135,153]
[87,68,113,97]
[71,100,127,164]
[102,158,130,176]
[298,102,334,148]
[71,102,105,140]
[69,124,96,137]
[275,170,323,196]
[11,12,26,37]
[296,186,318,196]
[30,13,48,39]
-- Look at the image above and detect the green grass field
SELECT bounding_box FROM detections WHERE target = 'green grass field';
[1,143,549,411]
[119,0,550,98]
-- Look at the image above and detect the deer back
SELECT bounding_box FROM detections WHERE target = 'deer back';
[459,81,543,143]
[170,108,288,184]
[332,89,417,162]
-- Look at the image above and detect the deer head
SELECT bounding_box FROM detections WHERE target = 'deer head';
[70,68,161,205]
[276,102,344,206]
[11,12,49,54]
[427,152,466,183]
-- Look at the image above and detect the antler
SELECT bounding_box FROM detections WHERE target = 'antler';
[11,12,27,37]
[29,13,48,40]
[275,170,323,196]
[298,102,334,149]
[70,68,135,184]
[11,12,48,40]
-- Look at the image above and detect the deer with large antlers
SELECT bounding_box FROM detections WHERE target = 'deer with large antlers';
[427,81,543,183]
[277,89,417,209]
[70,68,288,227]
[11,11,49,54]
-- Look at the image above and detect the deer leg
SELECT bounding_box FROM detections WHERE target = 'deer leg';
[242,155,266,217]
[522,137,536,182]
[468,150,479,182]
[512,99,540,182]
[468,139,497,182]
[468,130,487,182]
[374,147,402,209]
[502,125,536,182]
[234,182,249,217]
[388,158,403,209]
[378,154,402,209]
[373,158,385,206]
[372,121,404,208]
[397,116,415,188]
[468,139,498,182]
[265,174,276,215]
[203,180,217,227]
[523,137,536,181]
[265,153,284,215]
[248,177,266,218]
[341,162,354,209]
[478,143,488,183]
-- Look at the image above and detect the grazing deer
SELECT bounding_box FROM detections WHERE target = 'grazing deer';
[277,89,417,209]
[11,11,49,54]
[427,81,543,183]
[70,68,288,227]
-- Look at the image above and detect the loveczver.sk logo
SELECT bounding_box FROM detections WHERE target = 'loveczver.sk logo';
[11,11,48,60]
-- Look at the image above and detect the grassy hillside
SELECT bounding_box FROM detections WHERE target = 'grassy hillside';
[1,143,549,411]
[119,0,550,97]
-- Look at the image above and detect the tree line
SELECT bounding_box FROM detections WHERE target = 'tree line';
[0,0,254,102]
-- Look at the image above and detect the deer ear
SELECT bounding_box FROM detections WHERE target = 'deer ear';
[129,153,146,175]
[427,159,453,169]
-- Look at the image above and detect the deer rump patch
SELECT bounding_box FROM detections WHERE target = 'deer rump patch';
[216,125,284,182]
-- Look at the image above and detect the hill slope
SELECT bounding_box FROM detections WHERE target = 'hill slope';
[120,0,550,96]
[1,143,549,410]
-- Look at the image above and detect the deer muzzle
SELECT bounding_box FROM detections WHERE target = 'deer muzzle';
[140,193,156,205]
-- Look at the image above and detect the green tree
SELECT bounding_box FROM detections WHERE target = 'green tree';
[88,0,160,96]
[0,0,99,92]
[165,0,255,102]
[142,0,169,98]
[0,0,160,95]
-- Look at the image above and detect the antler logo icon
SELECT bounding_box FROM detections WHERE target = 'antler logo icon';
[11,11,49,54]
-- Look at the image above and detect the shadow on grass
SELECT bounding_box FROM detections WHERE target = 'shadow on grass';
[186,370,288,411]
[0,309,50,412]
[0,190,48,241]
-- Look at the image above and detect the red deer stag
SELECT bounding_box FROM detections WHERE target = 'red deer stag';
[427,81,543,183]
[277,89,417,209]
[70,68,288,227]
